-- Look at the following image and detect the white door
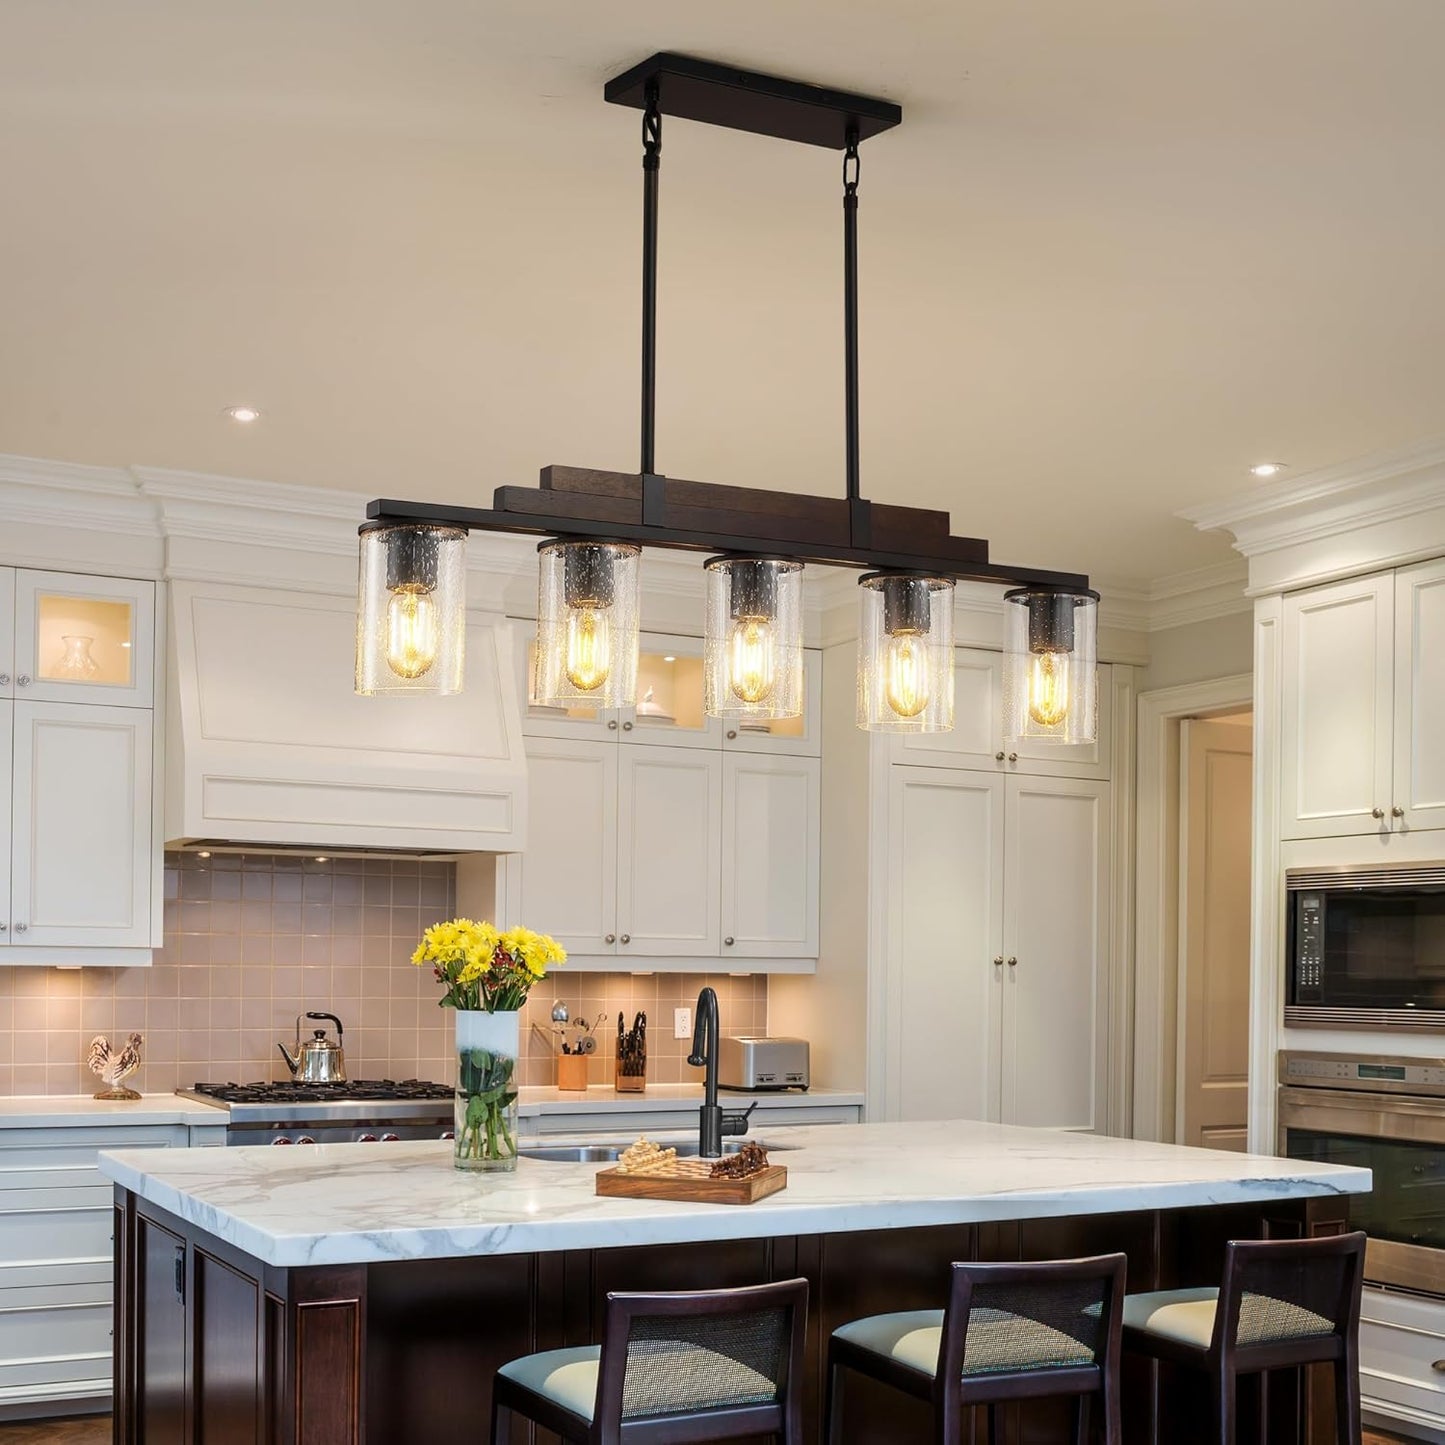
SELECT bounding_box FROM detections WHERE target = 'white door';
[1281,574,1395,839]
[11,702,153,947]
[887,767,1005,1122]
[892,649,1003,770]
[0,568,14,698]
[1001,776,1111,1132]
[13,571,155,708]
[1393,559,1445,832]
[0,701,10,944]
[720,755,820,959]
[506,739,617,956]
[1179,720,1252,1151]
[616,745,722,958]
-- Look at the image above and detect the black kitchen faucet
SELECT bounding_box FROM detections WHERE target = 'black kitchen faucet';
[687,986,755,1157]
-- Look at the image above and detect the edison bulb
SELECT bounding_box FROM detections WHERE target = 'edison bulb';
[386,589,439,679]
[884,633,930,718]
[729,618,776,704]
[565,607,611,692]
[1028,651,1071,728]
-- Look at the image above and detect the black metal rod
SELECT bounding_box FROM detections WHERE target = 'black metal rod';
[843,130,861,504]
[641,83,662,475]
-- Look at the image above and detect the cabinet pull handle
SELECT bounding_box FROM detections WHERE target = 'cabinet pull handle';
[173,1246,186,1304]
[605,933,616,944]
[622,721,634,731]
[16,675,30,688]
[724,936,735,946]
[993,955,1004,966]
[1392,806,1405,818]
[1006,956,1017,967]
[608,720,619,731]
[727,730,738,740]
[620,934,630,944]
[1371,806,1385,819]
[1007,752,1018,763]
[13,923,26,934]
[995,751,1005,762]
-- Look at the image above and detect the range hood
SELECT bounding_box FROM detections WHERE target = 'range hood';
[165,581,527,854]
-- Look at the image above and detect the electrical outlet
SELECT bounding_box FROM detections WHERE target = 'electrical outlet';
[674,1006,692,1040]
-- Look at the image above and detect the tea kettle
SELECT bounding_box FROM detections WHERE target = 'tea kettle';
[278,1011,346,1084]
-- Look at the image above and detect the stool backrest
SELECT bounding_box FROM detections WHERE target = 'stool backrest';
[937,1253,1127,1385]
[594,1277,808,1430]
[1214,1231,1365,1361]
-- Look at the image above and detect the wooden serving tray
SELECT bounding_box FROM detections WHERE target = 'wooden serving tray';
[595,1160,787,1206]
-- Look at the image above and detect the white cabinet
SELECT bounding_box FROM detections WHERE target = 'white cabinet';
[1281,574,1394,839]
[883,766,1111,1132]
[0,706,9,948]
[617,746,722,957]
[10,704,153,947]
[721,754,820,960]
[1281,564,1445,839]
[0,571,13,689]
[893,649,1112,780]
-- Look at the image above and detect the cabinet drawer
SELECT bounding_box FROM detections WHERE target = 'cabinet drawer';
[0,1297,112,1363]
[0,1204,111,1266]
[1361,1309,1445,1425]
[0,1124,186,1169]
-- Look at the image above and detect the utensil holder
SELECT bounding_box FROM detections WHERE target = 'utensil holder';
[556,1053,589,1091]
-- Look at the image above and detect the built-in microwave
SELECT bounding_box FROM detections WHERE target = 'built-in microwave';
[1286,865,1445,1030]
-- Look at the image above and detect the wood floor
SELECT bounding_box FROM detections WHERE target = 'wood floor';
[0,1416,1423,1443]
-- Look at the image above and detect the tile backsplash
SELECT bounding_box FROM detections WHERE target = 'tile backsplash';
[0,853,767,1095]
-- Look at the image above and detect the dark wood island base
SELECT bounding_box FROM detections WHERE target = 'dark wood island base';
[112,1187,1351,1445]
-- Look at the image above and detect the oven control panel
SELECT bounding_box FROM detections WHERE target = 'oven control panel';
[1290,891,1325,1000]
[1281,1050,1445,1095]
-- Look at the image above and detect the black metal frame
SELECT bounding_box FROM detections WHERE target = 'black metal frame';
[365,52,1090,596]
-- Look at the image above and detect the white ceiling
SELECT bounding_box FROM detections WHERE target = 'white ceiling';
[2,0,1442,587]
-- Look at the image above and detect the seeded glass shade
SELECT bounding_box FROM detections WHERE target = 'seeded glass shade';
[355,522,467,695]
[703,557,804,720]
[856,573,955,732]
[1002,586,1100,744]
[533,541,641,708]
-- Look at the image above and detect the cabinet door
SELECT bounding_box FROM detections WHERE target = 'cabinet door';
[513,619,621,741]
[136,1214,188,1445]
[1001,776,1111,1132]
[720,755,820,959]
[624,635,724,750]
[1394,559,1445,831]
[1005,663,1113,780]
[11,702,153,947]
[13,570,154,707]
[886,767,1005,1122]
[616,745,722,957]
[892,649,1003,769]
[1281,575,1395,839]
[721,650,823,757]
[0,703,9,947]
[0,567,14,697]
[506,739,618,956]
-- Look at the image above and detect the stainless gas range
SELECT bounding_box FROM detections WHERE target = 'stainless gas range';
[179,1080,455,1146]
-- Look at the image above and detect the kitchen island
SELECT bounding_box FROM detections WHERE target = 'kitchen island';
[102,1119,1368,1445]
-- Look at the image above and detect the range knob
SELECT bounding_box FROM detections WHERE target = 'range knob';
[358,1133,378,1143]
[441,1130,455,1141]
[381,1133,400,1143]
[271,1137,294,1146]
[296,1136,316,1145]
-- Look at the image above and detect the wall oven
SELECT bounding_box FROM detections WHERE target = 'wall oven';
[1279,1050,1445,1297]
[1286,864,1445,1030]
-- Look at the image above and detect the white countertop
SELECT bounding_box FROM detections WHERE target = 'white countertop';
[517,1084,862,1115]
[0,1093,228,1128]
[99,1118,1370,1269]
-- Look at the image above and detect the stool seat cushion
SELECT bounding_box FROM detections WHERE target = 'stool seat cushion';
[1123,1287,1335,1350]
[498,1336,780,1422]
[834,1307,1097,1378]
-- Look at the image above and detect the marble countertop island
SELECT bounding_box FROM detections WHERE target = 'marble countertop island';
[100,1118,1369,1269]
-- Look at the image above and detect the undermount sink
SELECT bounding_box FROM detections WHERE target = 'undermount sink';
[519,1139,795,1164]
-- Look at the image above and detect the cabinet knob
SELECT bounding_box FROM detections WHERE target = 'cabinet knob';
[1008,752,1018,763]
[1006,955,1017,967]
[13,923,26,934]
[0,674,9,686]
[1372,806,1385,819]
[607,720,619,731]
[622,721,634,731]
[16,675,30,688]
[605,933,616,944]
[995,751,1005,762]
[727,730,738,740]
[724,936,735,946]
[1392,806,1405,818]
[620,934,630,944]
[0,923,7,933]
[993,955,1004,966]
[1432,1359,1445,1374]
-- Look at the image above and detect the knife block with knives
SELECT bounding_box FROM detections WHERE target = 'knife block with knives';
[615,1011,646,1092]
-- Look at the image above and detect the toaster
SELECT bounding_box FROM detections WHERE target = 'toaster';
[718,1036,810,1091]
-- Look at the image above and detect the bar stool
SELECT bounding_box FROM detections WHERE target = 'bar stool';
[1121,1231,1365,1445]
[826,1253,1127,1444]
[490,1277,808,1445]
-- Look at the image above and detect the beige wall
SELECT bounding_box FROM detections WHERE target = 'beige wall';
[1141,612,1253,692]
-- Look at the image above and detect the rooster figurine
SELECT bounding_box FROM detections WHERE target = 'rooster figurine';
[87,1032,143,1100]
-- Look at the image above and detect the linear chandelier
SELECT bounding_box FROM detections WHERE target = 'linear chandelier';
[356,53,1099,740]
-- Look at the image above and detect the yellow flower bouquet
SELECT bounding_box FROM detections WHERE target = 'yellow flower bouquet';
[412,918,565,1171]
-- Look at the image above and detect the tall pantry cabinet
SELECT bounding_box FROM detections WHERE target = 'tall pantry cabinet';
[874,650,1124,1133]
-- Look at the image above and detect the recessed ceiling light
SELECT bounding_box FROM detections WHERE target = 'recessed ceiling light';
[663,655,676,663]
[223,405,261,424]
[314,855,330,863]
[1250,462,1286,478]
[197,850,211,859]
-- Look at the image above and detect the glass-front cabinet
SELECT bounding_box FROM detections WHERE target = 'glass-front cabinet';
[9,570,155,707]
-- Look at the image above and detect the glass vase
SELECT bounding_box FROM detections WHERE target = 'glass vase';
[454,1009,520,1172]
[55,634,100,679]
